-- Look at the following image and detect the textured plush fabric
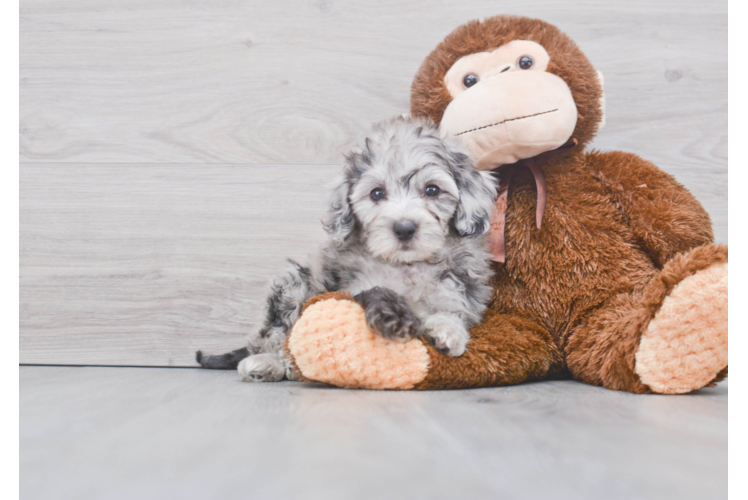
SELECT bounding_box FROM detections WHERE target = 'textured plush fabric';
[440,70,578,168]
[414,310,565,390]
[636,262,728,394]
[564,244,728,393]
[410,15,603,150]
[286,293,430,390]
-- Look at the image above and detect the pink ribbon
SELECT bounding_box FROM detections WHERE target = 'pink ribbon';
[488,139,576,263]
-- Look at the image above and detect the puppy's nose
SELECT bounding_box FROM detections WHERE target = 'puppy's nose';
[393,220,417,242]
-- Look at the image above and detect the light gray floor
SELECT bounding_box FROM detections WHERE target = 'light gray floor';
[728,377,748,500]
[20,366,727,500]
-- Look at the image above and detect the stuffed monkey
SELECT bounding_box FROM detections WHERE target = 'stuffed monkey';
[285,15,728,394]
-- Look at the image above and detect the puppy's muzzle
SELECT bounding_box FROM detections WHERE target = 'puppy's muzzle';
[393,220,417,242]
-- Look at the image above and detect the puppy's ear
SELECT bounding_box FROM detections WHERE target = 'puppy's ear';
[449,150,498,237]
[322,174,355,243]
[323,137,375,242]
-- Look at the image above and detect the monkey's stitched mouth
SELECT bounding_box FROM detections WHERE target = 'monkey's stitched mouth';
[455,109,559,136]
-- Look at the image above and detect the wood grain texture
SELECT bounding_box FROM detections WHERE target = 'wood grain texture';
[20,367,728,500]
[21,162,726,366]
[21,0,726,166]
[20,0,727,366]
[20,164,335,365]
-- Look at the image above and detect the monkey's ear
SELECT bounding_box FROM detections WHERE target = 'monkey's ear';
[449,150,498,237]
[322,174,355,243]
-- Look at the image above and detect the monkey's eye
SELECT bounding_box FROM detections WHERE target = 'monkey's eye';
[518,56,533,70]
[462,74,479,89]
[424,185,440,197]
[370,188,386,201]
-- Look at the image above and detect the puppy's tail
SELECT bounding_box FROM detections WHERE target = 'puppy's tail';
[195,347,250,369]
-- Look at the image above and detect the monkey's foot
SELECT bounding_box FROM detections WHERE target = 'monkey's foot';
[635,262,728,394]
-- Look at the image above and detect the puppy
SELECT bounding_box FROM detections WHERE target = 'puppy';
[197,117,497,382]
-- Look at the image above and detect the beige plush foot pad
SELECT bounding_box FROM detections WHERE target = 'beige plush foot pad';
[636,263,728,394]
[287,297,430,390]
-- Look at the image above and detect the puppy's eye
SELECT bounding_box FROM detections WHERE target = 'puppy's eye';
[424,185,440,197]
[462,74,479,88]
[518,56,533,70]
[370,188,386,201]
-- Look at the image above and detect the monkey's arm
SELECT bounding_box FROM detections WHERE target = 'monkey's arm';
[286,293,565,389]
[587,150,714,267]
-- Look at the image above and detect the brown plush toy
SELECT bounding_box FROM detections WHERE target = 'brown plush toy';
[285,15,728,394]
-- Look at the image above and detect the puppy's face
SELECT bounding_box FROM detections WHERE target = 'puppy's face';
[324,118,497,264]
[349,147,459,263]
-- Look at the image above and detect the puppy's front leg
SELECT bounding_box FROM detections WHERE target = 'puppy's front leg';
[422,313,470,357]
[354,287,421,341]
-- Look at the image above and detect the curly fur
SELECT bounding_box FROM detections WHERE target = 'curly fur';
[197,117,497,380]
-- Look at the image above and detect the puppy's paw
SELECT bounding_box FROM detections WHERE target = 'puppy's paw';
[237,353,286,382]
[354,287,421,341]
[423,314,469,357]
[285,365,300,382]
[282,353,300,381]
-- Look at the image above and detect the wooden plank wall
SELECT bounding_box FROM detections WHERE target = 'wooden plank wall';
[20,0,728,366]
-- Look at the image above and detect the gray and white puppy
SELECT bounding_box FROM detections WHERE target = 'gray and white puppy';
[197,117,497,382]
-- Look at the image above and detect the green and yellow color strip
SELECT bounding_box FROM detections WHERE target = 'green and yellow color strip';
[727,262,748,288]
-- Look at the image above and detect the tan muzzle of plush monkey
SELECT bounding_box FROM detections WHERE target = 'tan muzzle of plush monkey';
[439,40,578,170]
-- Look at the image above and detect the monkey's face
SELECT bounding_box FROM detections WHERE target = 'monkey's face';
[440,40,578,170]
[410,17,605,171]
